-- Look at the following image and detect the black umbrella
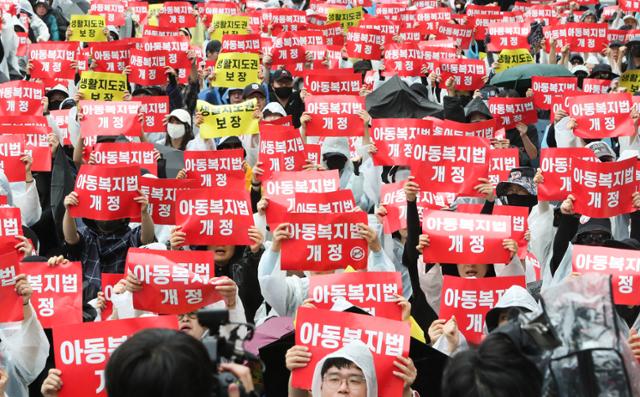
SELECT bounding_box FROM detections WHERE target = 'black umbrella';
[366,76,443,119]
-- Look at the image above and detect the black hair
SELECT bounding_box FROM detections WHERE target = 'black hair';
[441,263,497,278]
[165,117,194,151]
[442,333,542,397]
[105,328,216,397]
[320,357,359,378]
[497,89,520,98]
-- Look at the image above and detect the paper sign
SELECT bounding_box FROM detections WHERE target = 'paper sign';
[214,52,260,88]
[78,71,127,101]
[69,15,107,42]
[538,148,596,201]
[28,42,77,80]
[0,251,22,322]
[79,100,142,137]
[92,142,157,175]
[495,48,534,72]
[568,93,635,138]
[196,99,259,139]
[305,95,365,137]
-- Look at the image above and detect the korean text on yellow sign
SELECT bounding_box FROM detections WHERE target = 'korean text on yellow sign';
[495,48,534,73]
[210,15,249,42]
[78,71,127,101]
[196,99,259,138]
[69,15,107,42]
[214,52,260,89]
[327,7,362,30]
[620,70,640,94]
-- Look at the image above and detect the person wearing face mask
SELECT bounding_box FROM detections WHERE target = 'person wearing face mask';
[44,84,69,112]
[162,109,193,151]
[622,37,640,72]
[320,138,371,211]
[268,69,304,128]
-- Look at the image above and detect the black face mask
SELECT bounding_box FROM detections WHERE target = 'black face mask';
[274,86,293,99]
[325,156,348,172]
[502,194,538,212]
[48,101,62,111]
[576,232,611,246]
[95,219,129,235]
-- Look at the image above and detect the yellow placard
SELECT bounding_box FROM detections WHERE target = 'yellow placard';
[210,15,250,42]
[620,70,640,94]
[146,3,163,27]
[327,7,362,30]
[214,52,260,89]
[196,99,259,138]
[78,71,127,101]
[69,15,107,42]
[495,48,534,73]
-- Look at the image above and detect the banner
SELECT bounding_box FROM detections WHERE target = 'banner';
[158,1,197,27]
[544,23,608,53]
[175,187,254,246]
[572,157,638,218]
[431,118,498,139]
[308,272,402,319]
[486,23,530,52]
[382,42,426,77]
[200,3,240,26]
[437,59,487,91]
[345,27,386,60]
[92,142,157,175]
[488,97,538,129]
[582,78,611,95]
[214,52,260,88]
[293,307,410,397]
[409,136,490,196]
[619,70,640,94]
[210,15,250,42]
[139,96,169,134]
[440,275,526,344]
[78,71,127,101]
[531,76,578,110]
[69,165,141,221]
[88,40,131,73]
[69,15,107,42]
[270,32,307,66]
[139,177,197,225]
[28,42,77,80]
[23,261,82,328]
[303,70,361,95]
[125,248,222,314]
[370,118,432,166]
[196,99,259,139]
[0,251,22,322]
[326,6,362,30]
[305,95,365,137]
[183,148,245,188]
[538,148,596,201]
[0,207,22,254]
[266,190,357,230]
[129,49,171,86]
[53,316,179,397]
[568,93,635,138]
[435,22,474,48]
[573,245,640,305]
[495,48,534,72]
[89,0,126,26]
[79,100,142,137]
[221,33,262,53]
[422,209,512,265]
[258,125,306,179]
[281,211,368,271]
[0,80,44,116]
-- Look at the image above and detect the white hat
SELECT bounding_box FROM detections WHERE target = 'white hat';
[168,109,192,126]
[262,102,286,117]
[46,83,69,97]
[571,65,589,75]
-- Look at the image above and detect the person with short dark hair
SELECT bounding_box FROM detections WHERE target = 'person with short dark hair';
[105,328,216,397]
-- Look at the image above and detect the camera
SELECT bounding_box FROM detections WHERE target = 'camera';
[196,309,258,397]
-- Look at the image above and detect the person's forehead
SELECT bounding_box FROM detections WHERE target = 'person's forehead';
[326,366,363,375]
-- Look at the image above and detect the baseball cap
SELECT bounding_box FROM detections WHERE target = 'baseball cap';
[168,109,191,126]
[603,238,640,250]
[496,167,537,197]
[243,83,266,98]
[585,141,616,162]
[262,102,286,118]
[272,69,293,83]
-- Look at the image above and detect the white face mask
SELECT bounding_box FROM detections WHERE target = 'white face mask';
[167,123,186,139]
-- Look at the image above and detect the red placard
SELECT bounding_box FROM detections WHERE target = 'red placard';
[139,96,170,134]
[200,2,240,26]
[435,22,474,49]
[258,125,307,179]
[538,148,596,201]
[221,33,261,54]
[0,115,50,135]
[89,0,126,26]
[129,49,171,86]
[303,70,361,95]
[22,261,82,328]
[92,142,157,176]
[183,149,245,188]
[53,316,179,397]
[582,78,611,95]
[431,117,498,139]
[0,80,44,116]
[308,272,403,319]
[270,32,306,66]
[267,9,308,35]
[0,155,25,182]
[100,273,122,320]
[16,32,29,57]
[23,131,51,172]
[288,191,357,214]
[141,25,181,37]
[572,245,640,306]
[125,248,222,314]
[0,251,22,322]
[567,93,635,139]
[50,109,72,145]
[175,187,254,246]
[422,209,512,265]
[79,100,142,137]
[28,42,77,80]
[439,275,526,344]
[572,157,638,218]
[409,136,490,196]
[544,23,608,53]
[486,23,530,52]
[383,42,426,77]
[134,36,191,83]
[620,0,640,11]
[139,177,198,225]
[70,165,141,221]
[437,58,487,91]
[371,118,432,166]
[492,205,527,256]
[0,207,22,254]
[158,1,197,27]
[531,76,578,110]
[88,40,131,73]
[488,97,538,129]
[0,135,26,182]
[305,95,365,137]
[488,148,519,185]
[293,307,410,397]
[345,28,386,60]
[281,211,368,271]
